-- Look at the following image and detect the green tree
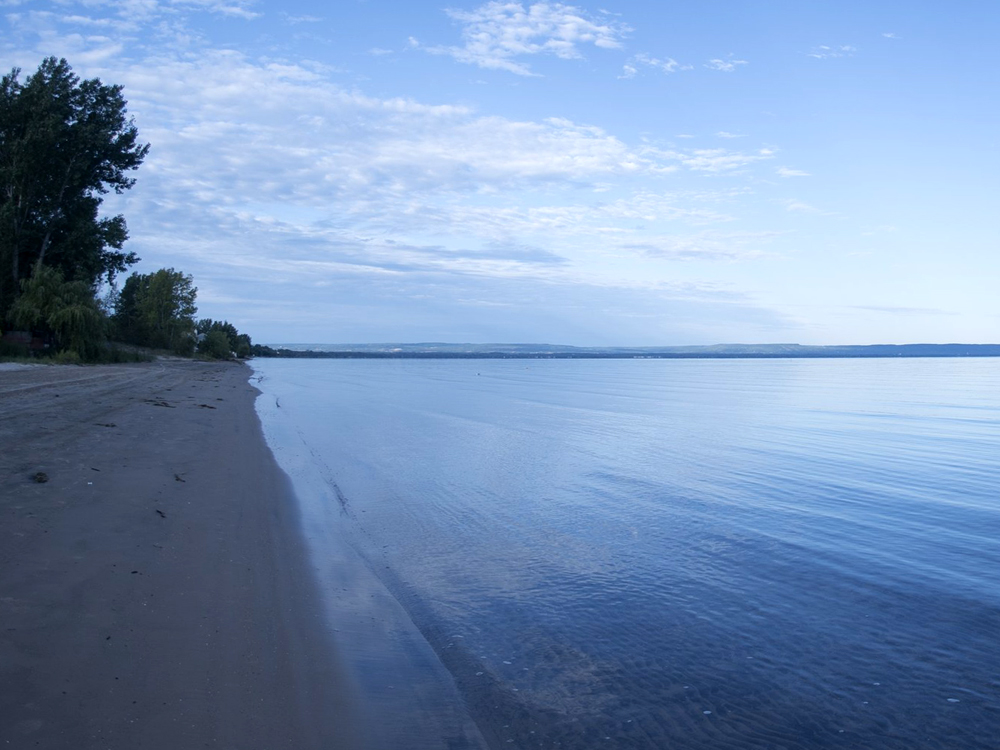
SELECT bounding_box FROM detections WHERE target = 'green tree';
[0,57,148,321]
[196,318,252,358]
[198,329,232,359]
[9,265,104,359]
[114,268,197,354]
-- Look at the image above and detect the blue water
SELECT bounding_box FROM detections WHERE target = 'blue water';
[252,358,1000,749]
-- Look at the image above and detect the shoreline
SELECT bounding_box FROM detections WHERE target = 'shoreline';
[0,361,366,748]
[251,362,489,750]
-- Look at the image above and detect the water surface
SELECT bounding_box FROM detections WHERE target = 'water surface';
[253,358,1000,749]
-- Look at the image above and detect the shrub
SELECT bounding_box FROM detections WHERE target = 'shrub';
[9,266,105,359]
[198,329,232,359]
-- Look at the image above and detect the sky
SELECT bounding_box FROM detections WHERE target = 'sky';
[3,0,999,346]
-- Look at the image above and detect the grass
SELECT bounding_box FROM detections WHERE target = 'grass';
[0,341,154,365]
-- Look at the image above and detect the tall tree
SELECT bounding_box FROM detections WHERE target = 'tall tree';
[0,57,148,320]
[114,268,197,355]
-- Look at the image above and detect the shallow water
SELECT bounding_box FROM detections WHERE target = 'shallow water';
[252,358,1000,749]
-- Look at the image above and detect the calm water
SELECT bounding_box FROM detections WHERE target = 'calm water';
[252,358,1000,749]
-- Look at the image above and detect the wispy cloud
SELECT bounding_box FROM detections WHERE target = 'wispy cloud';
[850,305,957,316]
[281,13,322,24]
[621,229,783,261]
[172,0,262,20]
[427,1,631,76]
[808,44,856,59]
[3,2,806,343]
[782,199,822,213]
[716,131,746,139]
[881,32,898,39]
[660,147,774,173]
[705,56,747,72]
[620,52,691,78]
[776,166,809,177]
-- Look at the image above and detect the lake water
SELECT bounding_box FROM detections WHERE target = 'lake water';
[251,358,1000,749]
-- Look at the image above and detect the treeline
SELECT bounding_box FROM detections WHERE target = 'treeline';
[112,268,252,359]
[0,58,251,362]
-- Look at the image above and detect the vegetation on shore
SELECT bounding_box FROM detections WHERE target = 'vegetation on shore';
[0,58,251,363]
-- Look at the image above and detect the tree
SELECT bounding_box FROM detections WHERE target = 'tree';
[9,265,104,359]
[196,318,252,358]
[114,268,197,354]
[198,330,232,360]
[0,57,148,321]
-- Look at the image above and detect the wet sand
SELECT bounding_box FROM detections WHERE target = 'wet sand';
[0,361,375,749]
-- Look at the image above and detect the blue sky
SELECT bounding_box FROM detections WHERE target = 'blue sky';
[3,0,998,345]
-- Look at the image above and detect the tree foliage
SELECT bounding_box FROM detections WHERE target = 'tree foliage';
[114,268,197,355]
[9,265,104,359]
[196,318,252,359]
[0,57,148,322]
[199,330,232,359]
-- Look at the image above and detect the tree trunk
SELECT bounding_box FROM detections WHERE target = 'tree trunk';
[35,156,76,272]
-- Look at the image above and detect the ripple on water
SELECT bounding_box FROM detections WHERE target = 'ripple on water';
[253,357,1000,750]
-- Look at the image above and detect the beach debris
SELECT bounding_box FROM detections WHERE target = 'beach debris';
[197,403,217,409]
[174,474,186,483]
[95,423,117,428]
[947,698,960,703]
[144,399,174,408]
[91,467,101,472]
[155,509,167,518]
[31,472,48,483]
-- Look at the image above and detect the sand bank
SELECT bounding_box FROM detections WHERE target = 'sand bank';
[0,361,365,749]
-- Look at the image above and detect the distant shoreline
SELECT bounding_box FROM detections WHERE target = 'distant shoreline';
[254,343,1000,360]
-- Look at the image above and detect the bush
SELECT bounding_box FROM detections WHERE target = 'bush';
[198,329,232,359]
[9,266,105,360]
[100,344,153,363]
[0,339,30,358]
[53,349,82,365]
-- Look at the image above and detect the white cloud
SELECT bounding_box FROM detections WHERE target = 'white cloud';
[641,146,773,173]
[621,52,691,78]
[282,13,322,24]
[808,45,856,59]
[882,32,898,39]
[776,166,809,177]
[622,230,783,261]
[705,57,747,72]
[783,199,822,213]
[155,0,261,19]
[716,131,746,139]
[4,4,801,342]
[430,1,631,76]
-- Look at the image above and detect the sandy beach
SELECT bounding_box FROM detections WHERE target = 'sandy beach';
[0,361,367,749]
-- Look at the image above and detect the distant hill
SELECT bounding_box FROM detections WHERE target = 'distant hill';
[254,342,1000,359]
